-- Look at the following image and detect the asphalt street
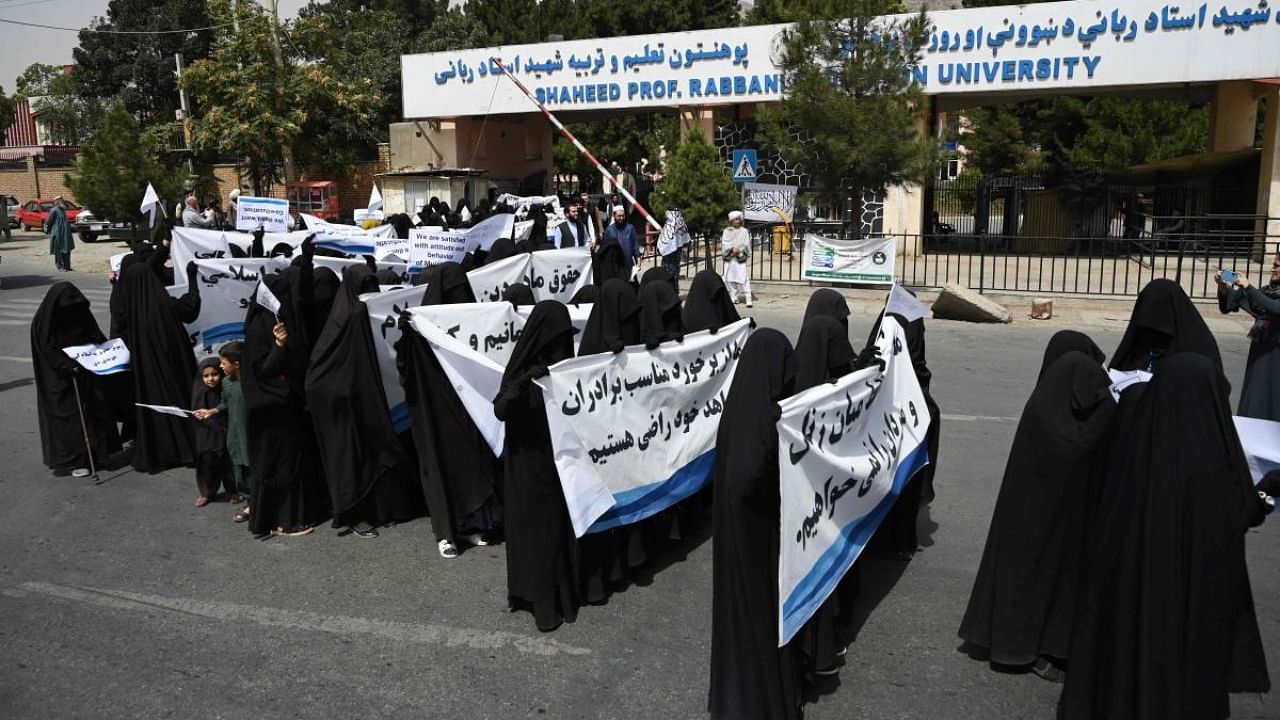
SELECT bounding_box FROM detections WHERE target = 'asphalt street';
[0,237,1277,719]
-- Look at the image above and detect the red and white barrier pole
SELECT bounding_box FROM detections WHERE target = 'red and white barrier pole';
[490,57,664,234]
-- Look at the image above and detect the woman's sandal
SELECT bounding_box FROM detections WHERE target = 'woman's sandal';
[274,526,314,537]
[233,507,251,523]
[195,497,210,508]
[438,539,459,558]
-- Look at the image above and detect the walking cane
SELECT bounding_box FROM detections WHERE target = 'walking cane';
[71,373,102,485]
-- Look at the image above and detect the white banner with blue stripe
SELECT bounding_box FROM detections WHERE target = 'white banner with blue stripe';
[535,318,753,538]
[188,259,290,355]
[776,315,932,646]
[360,285,428,433]
[62,338,131,375]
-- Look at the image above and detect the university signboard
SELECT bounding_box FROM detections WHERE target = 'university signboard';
[403,0,1280,118]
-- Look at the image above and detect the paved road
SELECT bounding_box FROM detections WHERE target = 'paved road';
[0,250,1276,720]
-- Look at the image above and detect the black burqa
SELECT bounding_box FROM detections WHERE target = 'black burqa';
[1110,278,1221,372]
[397,270,500,546]
[493,301,579,631]
[502,283,535,306]
[640,266,676,291]
[592,235,632,287]
[306,265,423,528]
[803,288,851,328]
[1218,282,1280,421]
[1060,352,1269,720]
[708,329,801,720]
[638,281,684,349]
[242,266,330,536]
[419,262,476,304]
[577,279,640,356]
[682,270,740,333]
[486,237,518,265]
[310,266,341,334]
[1040,330,1106,377]
[116,262,201,473]
[31,282,120,470]
[957,348,1115,667]
[568,284,598,305]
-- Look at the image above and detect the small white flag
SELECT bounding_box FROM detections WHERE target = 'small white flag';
[255,277,282,317]
[140,182,164,228]
[886,284,929,324]
[136,403,195,418]
[368,183,384,213]
[657,209,691,256]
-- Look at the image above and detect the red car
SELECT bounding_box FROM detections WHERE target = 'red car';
[16,198,82,231]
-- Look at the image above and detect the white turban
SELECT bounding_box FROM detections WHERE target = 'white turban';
[728,210,744,221]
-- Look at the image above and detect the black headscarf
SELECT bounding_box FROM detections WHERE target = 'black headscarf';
[375,268,403,286]
[578,279,640,356]
[497,301,575,409]
[386,213,412,239]
[793,315,855,391]
[31,282,118,470]
[803,288,851,329]
[682,270,740,334]
[568,284,598,305]
[709,328,800,720]
[486,237,518,264]
[117,262,201,473]
[241,267,311,409]
[638,281,684,350]
[640,266,676,291]
[311,266,341,335]
[190,356,227,456]
[1040,329,1105,380]
[305,264,411,524]
[502,283,536,306]
[1110,278,1221,372]
[958,350,1115,667]
[591,236,632,287]
[1060,352,1269,719]
[418,262,476,304]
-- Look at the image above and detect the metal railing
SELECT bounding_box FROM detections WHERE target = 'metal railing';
[641,218,1280,300]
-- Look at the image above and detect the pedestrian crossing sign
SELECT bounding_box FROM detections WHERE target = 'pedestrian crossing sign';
[731,149,757,183]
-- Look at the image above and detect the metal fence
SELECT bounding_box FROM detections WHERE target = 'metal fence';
[642,217,1280,300]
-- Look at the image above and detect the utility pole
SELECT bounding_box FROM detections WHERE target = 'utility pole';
[264,0,296,183]
[174,52,195,177]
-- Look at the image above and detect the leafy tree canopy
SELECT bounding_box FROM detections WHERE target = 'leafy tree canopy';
[14,63,105,145]
[649,129,740,239]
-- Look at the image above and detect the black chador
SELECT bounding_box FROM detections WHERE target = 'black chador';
[493,301,579,631]
[682,270,740,334]
[577,279,640,356]
[1060,353,1269,720]
[638,281,684,349]
[708,329,801,720]
[1110,278,1221,372]
[116,261,201,473]
[306,265,424,534]
[802,288,850,328]
[958,333,1115,674]
[31,282,121,472]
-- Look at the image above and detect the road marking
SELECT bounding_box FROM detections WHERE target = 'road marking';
[942,414,1019,423]
[0,355,32,364]
[0,319,30,326]
[14,581,592,657]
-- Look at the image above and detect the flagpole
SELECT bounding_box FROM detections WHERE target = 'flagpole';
[489,58,664,234]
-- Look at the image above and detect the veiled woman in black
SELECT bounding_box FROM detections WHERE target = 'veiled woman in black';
[307,265,424,539]
[31,282,121,475]
[803,288,850,328]
[397,261,500,558]
[1217,260,1280,420]
[493,301,579,631]
[638,281,684,349]
[116,261,201,473]
[958,331,1114,682]
[1110,278,1221,372]
[708,328,800,720]
[591,233,632,287]
[682,270,740,334]
[242,258,330,537]
[577,279,640,356]
[1060,353,1270,720]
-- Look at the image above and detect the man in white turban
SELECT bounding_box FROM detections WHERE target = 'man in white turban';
[721,210,752,306]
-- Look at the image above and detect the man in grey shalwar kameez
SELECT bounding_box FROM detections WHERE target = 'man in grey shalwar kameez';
[45,196,74,272]
[1218,257,1280,421]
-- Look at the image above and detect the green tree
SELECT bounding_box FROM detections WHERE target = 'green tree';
[0,86,14,141]
[963,106,1034,176]
[649,129,739,241]
[181,0,380,189]
[71,0,212,126]
[553,114,678,190]
[66,103,186,238]
[761,0,935,232]
[14,63,105,145]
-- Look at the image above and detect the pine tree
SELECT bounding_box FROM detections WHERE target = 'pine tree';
[649,129,740,242]
[66,103,186,238]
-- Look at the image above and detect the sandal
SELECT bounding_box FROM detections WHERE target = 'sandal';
[195,497,210,508]
[227,494,244,505]
[461,533,491,547]
[273,526,314,537]
[438,539,459,558]
[234,507,251,523]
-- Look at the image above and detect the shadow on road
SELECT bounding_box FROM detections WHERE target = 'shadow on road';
[0,274,57,290]
[0,377,34,393]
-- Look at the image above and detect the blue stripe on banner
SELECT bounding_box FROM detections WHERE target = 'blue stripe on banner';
[584,450,715,534]
[780,443,931,645]
[315,240,375,255]
[389,402,410,434]
[90,364,131,375]
[201,322,246,345]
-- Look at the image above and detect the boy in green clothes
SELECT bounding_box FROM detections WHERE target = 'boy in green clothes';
[194,341,252,523]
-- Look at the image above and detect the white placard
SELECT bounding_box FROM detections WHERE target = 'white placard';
[535,318,753,537]
[409,227,471,269]
[61,338,131,375]
[360,285,429,433]
[801,235,896,285]
[235,196,291,233]
[1106,367,1152,401]
[109,252,129,274]
[467,245,593,303]
[1234,416,1280,484]
[777,315,931,646]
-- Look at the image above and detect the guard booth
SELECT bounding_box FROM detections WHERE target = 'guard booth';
[286,181,340,222]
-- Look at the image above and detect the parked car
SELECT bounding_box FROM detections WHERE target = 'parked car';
[16,198,82,231]
[73,209,110,242]
[3,195,18,228]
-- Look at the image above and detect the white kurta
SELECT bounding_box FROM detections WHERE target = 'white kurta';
[721,226,751,285]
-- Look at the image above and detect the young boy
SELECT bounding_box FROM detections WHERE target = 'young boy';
[193,341,252,523]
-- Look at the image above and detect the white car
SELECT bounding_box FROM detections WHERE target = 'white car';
[74,209,110,242]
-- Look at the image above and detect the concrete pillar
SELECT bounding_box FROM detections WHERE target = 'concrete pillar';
[1256,86,1280,254]
[679,107,716,140]
[1208,81,1258,153]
